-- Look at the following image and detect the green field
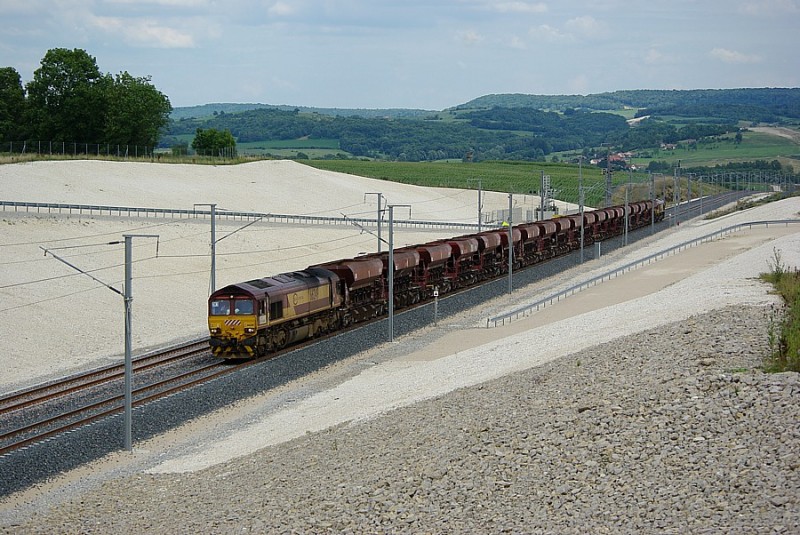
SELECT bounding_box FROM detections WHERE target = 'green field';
[631,130,800,169]
[236,138,344,158]
[299,160,660,207]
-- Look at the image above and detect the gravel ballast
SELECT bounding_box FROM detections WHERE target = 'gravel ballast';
[4,305,798,534]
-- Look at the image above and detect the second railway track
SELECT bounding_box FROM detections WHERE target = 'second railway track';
[0,341,227,455]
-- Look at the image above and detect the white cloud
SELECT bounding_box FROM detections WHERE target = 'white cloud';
[268,1,295,16]
[709,47,761,63]
[564,16,612,41]
[90,16,196,48]
[643,48,672,65]
[458,30,484,45]
[530,24,571,43]
[564,15,605,35]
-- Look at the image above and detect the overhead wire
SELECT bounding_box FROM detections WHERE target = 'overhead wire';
[1,195,481,312]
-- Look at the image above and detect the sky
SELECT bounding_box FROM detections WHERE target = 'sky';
[1,0,798,110]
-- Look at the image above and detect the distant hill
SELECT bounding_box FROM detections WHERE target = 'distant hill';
[456,88,800,121]
[173,88,800,122]
[171,103,436,121]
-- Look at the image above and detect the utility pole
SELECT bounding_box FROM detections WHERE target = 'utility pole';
[364,193,385,252]
[194,204,217,293]
[387,204,411,342]
[624,169,630,246]
[467,179,483,232]
[650,171,655,234]
[539,170,545,220]
[603,144,613,207]
[41,234,159,452]
[507,193,513,294]
[673,160,681,226]
[579,157,585,263]
[122,234,159,451]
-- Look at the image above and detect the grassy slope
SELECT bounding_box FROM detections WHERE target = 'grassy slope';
[299,160,659,207]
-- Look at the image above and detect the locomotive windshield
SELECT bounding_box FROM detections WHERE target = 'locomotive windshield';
[210,299,231,316]
[233,299,254,315]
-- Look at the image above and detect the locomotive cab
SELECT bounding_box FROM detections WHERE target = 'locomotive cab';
[208,290,262,358]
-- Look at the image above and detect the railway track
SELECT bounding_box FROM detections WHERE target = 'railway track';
[0,341,233,455]
[0,325,368,456]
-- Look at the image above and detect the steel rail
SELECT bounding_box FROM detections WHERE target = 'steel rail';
[0,359,230,455]
[0,341,209,414]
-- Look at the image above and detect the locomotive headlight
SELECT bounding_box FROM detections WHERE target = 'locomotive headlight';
[244,327,256,334]
[211,327,221,334]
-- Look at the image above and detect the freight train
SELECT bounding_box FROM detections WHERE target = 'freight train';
[208,199,665,358]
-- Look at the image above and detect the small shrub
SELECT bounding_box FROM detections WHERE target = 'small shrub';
[760,249,800,373]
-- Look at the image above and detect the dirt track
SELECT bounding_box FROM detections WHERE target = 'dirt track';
[751,126,800,144]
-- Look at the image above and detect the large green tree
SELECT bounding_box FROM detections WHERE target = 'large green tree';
[191,127,237,157]
[19,48,171,148]
[25,48,109,142]
[105,71,171,147]
[0,67,25,142]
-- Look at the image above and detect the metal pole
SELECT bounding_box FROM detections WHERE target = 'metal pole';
[433,288,439,325]
[699,175,704,215]
[123,236,133,452]
[467,179,483,231]
[688,172,692,208]
[605,146,612,207]
[624,178,629,246]
[539,171,545,219]
[121,233,159,452]
[579,158,585,263]
[650,171,655,233]
[387,204,410,342]
[388,207,394,341]
[477,180,483,233]
[507,193,513,294]
[365,193,384,252]
[195,203,217,293]
[676,160,681,225]
[210,204,216,292]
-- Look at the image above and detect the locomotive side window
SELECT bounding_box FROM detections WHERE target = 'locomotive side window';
[270,300,283,320]
[210,299,230,316]
[233,299,254,315]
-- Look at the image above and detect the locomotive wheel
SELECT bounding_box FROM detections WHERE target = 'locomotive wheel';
[274,329,288,350]
[312,319,324,337]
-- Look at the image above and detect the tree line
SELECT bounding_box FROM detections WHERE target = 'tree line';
[0,48,171,150]
[165,105,742,163]
[460,88,800,120]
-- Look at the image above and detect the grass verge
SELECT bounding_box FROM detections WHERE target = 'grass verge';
[761,248,800,373]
